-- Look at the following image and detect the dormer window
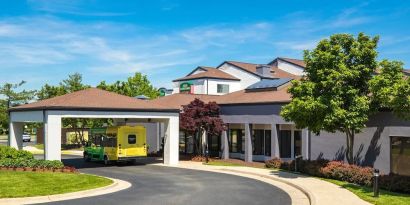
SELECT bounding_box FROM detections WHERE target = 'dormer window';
[217,84,229,93]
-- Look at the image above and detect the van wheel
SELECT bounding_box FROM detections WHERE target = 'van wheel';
[83,153,90,162]
[104,156,110,165]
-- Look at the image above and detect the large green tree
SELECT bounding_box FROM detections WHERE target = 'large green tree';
[281,33,379,164]
[97,72,159,99]
[370,60,410,120]
[0,81,35,132]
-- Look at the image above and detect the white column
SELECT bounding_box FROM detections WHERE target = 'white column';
[44,113,62,161]
[164,116,179,165]
[221,130,229,159]
[244,123,252,162]
[9,122,24,150]
[301,128,309,160]
[271,123,279,158]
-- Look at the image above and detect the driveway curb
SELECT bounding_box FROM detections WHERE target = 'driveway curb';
[0,177,132,205]
[219,168,316,205]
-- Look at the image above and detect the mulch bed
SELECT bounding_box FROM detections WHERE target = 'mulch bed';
[0,166,78,173]
[180,154,265,168]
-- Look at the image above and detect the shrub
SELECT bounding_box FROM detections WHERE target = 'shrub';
[320,161,373,186]
[299,159,329,177]
[265,158,283,169]
[0,146,33,160]
[380,174,410,194]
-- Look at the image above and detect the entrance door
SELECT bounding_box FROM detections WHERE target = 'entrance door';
[207,135,220,157]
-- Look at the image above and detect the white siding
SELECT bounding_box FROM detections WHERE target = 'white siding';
[207,79,241,95]
[217,63,260,89]
[277,59,305,76]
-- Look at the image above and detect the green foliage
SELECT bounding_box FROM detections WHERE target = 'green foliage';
[0,81,36,131]
[0,145,63,169]
[281,33,380,164]
[370,60,408,111]
[97,72,159,99]
[0,145,34,160]
[391,78,410,120]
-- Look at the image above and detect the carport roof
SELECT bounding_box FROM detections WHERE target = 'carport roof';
[9,88,179,112]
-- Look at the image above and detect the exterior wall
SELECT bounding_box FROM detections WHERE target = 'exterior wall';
[276,59,305,76]
[311,112,410,174]
[217,63,260,89]
[206,79,241,95]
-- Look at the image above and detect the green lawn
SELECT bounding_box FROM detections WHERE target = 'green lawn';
[0,171,113,198]
[323,178,410,205]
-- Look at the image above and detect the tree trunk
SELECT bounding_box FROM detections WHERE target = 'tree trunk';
[345,129,355,164]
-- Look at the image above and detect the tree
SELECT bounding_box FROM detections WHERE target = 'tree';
[180,99,226,155]
[37,73,92,145]
[370,60,410,120]
[97,72,159,99]
[281,33,379,164]
[0,81,35,132]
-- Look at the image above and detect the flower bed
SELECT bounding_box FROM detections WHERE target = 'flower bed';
[265,158,410,194]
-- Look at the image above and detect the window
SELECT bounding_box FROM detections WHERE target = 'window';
[217,84,229,93]
[264,130,271,156]
[229,129,244,153]
[128,134,136,144]
[391,136,410,176]
[279,130,292,158]
[179,132,186,153]
[252,130,264,155]
[294,131,302,157]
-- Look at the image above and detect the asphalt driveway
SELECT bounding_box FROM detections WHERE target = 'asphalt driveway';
[40,155,292,205]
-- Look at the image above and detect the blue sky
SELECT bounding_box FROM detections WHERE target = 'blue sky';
[0,0,409,90]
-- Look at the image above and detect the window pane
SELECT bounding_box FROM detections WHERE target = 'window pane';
[294,131,302,157]
[179,132,186,153]
[217,84,229,93]
[265,130,271,156]
[279,130,291,158]
[230,130,238,153]
[252,130,264,155]
[128,134,136,144]
[391,136,410,176]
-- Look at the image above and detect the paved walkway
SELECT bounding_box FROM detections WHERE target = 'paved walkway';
[166,161,371,205]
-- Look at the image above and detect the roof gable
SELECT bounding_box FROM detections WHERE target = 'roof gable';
[218,61,300,79]
[268,57,306,68]
[173,67,240,82]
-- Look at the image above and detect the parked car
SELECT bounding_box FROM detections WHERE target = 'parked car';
[22,133,31,142]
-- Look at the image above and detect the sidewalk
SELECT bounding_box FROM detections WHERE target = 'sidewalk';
[167,161,371,205]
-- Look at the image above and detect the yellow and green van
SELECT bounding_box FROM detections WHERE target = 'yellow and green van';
[84,126,147,165]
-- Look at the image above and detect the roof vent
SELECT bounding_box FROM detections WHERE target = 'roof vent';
[256,64,271,77]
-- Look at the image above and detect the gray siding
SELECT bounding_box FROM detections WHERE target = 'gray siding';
[220,104,284,115]
[311,112,410,174]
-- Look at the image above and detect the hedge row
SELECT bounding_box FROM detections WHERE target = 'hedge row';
[0,146,33,160]
[265,158,410,194]
[0,158,64,169]
[0,145,64,169]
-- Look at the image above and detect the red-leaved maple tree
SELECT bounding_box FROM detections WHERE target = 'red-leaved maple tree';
[180,98,226,155]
